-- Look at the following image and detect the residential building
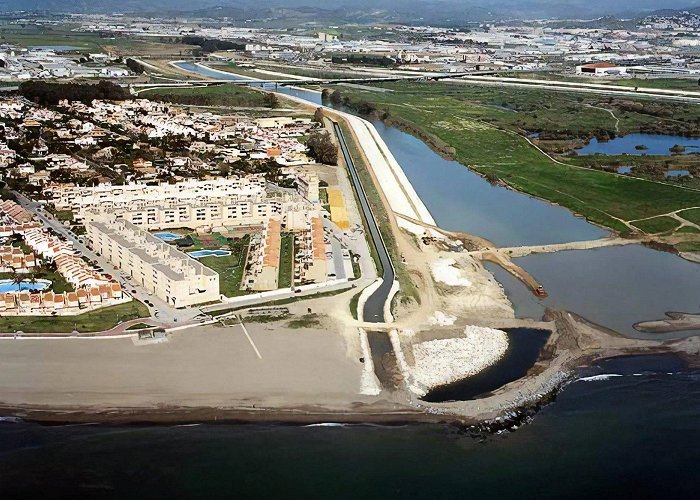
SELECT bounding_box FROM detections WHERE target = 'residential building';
[86,218,219,307]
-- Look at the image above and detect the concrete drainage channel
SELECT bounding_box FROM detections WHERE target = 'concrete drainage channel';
[333,120,404,393]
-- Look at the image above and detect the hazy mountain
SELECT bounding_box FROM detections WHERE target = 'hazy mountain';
[3,0,700,22]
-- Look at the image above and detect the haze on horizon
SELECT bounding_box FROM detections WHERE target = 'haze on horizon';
[3,0,700,21]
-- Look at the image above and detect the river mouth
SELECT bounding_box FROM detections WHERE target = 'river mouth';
[421,328,551,403]
[491,246,700,340]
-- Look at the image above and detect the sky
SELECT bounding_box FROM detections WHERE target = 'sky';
[2,0,699,20]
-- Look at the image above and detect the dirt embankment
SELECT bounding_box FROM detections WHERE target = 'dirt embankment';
[635,312,700,334]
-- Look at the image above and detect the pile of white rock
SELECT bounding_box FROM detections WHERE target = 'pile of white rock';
[428,310,457,326]
[410,326,509,396]
[430,258,472,287]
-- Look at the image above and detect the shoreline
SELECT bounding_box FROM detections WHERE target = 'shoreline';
[1,349,694,431]
[1,312,697,430]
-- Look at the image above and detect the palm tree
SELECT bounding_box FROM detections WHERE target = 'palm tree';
[26,270,38,292]
[9,267,23,292]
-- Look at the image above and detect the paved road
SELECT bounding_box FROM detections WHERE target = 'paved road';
[200,279,364,314]
[128,70,495,88]
[449,75,700,104]
[333,122,395,323]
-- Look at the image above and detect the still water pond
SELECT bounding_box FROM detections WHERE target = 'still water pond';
[576,133,700,156]
[423,328,550,402]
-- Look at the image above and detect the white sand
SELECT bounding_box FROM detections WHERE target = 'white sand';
[428,311,457,326]
[410,326,508,395]
[430,258,472,287]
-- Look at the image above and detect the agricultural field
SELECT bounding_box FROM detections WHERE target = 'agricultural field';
[0,26,197,57]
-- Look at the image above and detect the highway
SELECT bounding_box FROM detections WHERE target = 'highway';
[448,75,700,103]
[333,121,395,323]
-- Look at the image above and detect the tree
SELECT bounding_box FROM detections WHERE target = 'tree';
[264,93,279,109]
[26,270,39,291]
[9,267,23,292]
[306,131,338,165]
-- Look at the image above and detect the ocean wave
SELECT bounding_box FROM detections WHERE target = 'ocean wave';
[577,374,624,382]
[304,423,408,429]
[0,416,23,423]
[304,423,350,428]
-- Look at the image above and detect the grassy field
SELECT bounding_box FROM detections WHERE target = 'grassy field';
[0,300,150,334]
[631,216,681,234]
[141,84,273,108]
[330,82,700,235]
[278,233,294,289]
[54,210,74,222]
[676,241,700,252]
[199,236,250,298]
[349,290,361,320]
[680,208,700,226]
[501,72,700,91]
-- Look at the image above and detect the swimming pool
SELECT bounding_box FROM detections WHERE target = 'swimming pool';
[0,278,52,293]
[188,249,232,259]
[154,232,185,242]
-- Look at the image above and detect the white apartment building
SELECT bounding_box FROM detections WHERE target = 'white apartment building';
[46,176,268,212]
[47,176,311,232]
[86,219,219,307]
[80,192,308,232]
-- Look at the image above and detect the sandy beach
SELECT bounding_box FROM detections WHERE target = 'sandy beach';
[0,322,376,411]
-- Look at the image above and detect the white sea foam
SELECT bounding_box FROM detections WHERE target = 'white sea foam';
[304,423,348,428]
[577,374,624,382]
